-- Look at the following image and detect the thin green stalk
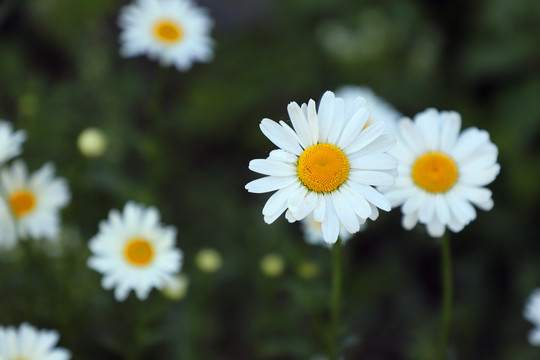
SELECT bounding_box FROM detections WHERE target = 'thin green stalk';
[329,237,342,360]
[439,232,453,360]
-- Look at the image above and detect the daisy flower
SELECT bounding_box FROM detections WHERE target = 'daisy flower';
[0,120,26,166]
[300,214,353,248]
[335,85,401,135]
[0,322,71,360]
[524,288,540,345]
[245,91,398,244]
[87,201,183,301]
[118,0,214,71]
[0,160,70,244]
[380,108,500,237]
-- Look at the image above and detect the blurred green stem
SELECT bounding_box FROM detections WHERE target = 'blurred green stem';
[439,232,452,360]
[126,299,144,360]
[329,238,342,360]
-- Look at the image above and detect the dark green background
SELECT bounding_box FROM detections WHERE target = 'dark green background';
[1,0,540,358]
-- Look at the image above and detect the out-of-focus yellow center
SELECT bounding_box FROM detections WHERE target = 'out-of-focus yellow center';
[362,118,372,131]
[9,190,36,217]
[154,20,183,43]
[297,143,349,193]
[124,238,154,266]
[412,152,458,193]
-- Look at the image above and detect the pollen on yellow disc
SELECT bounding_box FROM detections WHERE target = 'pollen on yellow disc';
[154,20,183,43]
[9,190,36,217]
[297,143,350,193]
[412,152,458,193]
[125,238,154,266]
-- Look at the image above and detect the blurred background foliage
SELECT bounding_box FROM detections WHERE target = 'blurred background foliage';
[1,0,540,359]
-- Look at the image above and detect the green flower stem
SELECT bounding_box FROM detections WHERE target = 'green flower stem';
[330,237,342,360]
[439,232,453,360]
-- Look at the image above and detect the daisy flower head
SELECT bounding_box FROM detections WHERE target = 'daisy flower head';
[0,322,71,360]
[300,213,354,248]
[246,91,398,244]
[380,108,500,237]
[335,86,401,135]
[0,120,26,166]
[118,0,214,71]
[524,288,540,345]
[0,160,70,243]
[87,201,183,301]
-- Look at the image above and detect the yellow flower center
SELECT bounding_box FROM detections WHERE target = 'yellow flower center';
[297,143,350,193]
[9,190,36,217]
[124,238,154,266]
[412,152,458,193]
[154,20,183,43]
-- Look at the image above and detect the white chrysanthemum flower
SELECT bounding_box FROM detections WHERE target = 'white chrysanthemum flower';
[0,120,26,166]
[300,214,353,248]
[118,0,214,71]
[0,322,71,360]
[335,86,401,135]
[246,91,398,244]
[87,201,183,301]
[380,108,500,237]
[524,288,540,346]
[0,160,70,246]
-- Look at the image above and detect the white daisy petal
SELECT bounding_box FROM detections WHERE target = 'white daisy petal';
[439,111,461,153]
[268,149,298,163]
[331,190,360,233]
[306,99,319,144]
[245,176,297,194]
[340,184,372,219]
[248,159,296,177]
[418,197,436,223]
[312,195,326,222]
[415,108,440,151]
[327,97,345,144]
[337,107,370,149]
[343,121,386,154]
[349,153,398,171]
[317,91,335,143]
[287,101,312,148]
[349,170,395,186]
[402,211,419,230]
[426,217,445,237]
[349,183,391,212]
[262,183,299,218]
[451,128,490,162]
[321,196,340,244]
[398,118,425,155]
[0,120,26,165]
[260,118,303,155]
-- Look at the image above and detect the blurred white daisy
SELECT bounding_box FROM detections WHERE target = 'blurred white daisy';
[87,201,183,301]
[300,213,353,248]
[524,288,540,345]
[335,86,401,135]
[0,120,26,166]
[380,108,500,237]
[0,199,17,250]
[0,322,71,360]
[0,160,70,245]
[118,0,214,71]
[246,91,397,244]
